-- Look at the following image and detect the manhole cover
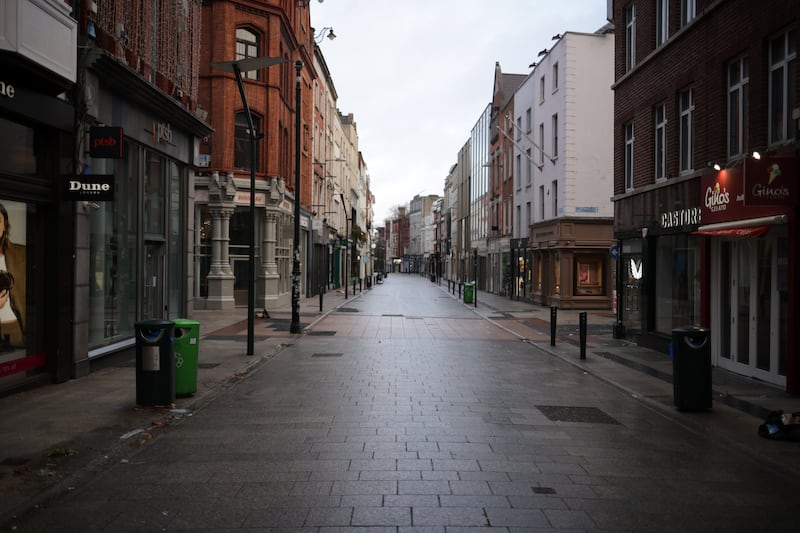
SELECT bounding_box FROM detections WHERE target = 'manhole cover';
[532,487,557,495]
[307,331,336,336]
[312,353,344,357]
[536,405,620,425]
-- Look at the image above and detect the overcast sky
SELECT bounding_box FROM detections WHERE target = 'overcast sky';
[310,1,610,225]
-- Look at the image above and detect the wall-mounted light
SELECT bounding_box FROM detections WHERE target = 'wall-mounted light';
[707,162,722,171]
[752,150,762,160]
[314,27,336,44]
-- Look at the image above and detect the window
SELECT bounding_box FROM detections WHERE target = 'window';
[235,28,259,80]
[552,180,559,216]
[656,0,669,46]
[538,123,545,166]
[539,185,545,219]
[654,103,667,181]
[516,117,522,141]
[515,154,521,188]
[679,88,694,173]
[769,30,796,145]
[526,149,532,186]
[551,113,558,159]
[681,0,696,27]
[539,76,546,103]
[624,122,634,190]
[728,57,749,157]
[552,63,559,92]
[516,205,521,232]
[234,111,260,170]
[526,201,531,227]
[575,256,604,296]
[525,108,532,133]
[625,4,636,71]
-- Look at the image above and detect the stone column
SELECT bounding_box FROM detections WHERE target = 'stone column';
[256,178,286,310]
[205,172,237,309]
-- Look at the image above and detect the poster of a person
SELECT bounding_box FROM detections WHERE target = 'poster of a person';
[0,201,26,351]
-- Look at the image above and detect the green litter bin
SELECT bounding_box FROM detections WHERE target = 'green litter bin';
[464,282,474,304]
[173,319,200,397]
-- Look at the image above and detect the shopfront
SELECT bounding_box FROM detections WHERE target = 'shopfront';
[529,218,614,310]
[0,78,75,393]
[697,158,797,391]
[614,179,703,350]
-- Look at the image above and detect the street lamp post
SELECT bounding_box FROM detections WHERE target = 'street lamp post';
[339,192,348,299]
[290,60,303,334]
[211,55,288,355]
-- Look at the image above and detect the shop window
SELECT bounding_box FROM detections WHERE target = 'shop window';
[655,234,701,334]
[0,200,28,355]
[0,118,36,176]
[574,256,604,296]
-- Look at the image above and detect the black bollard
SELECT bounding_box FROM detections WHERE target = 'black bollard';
[319,286,324,312]
[458,282,462,300]
[359,278,363,292]
[474,285,477,308]
[550,306,557,346]
[579,312,587,360]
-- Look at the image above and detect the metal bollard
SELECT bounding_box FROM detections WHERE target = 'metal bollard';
[319,286,324,312]
[579,312,587,360]
[550,306,557,346]
[458,282,462,299]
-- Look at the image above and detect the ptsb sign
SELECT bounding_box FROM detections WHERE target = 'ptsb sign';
[89,127,123,159]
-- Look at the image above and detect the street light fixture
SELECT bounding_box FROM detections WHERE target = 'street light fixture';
[211,55,288,355]
[291,60,304,334]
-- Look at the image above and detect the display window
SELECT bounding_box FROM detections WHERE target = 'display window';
[574,255,605,296]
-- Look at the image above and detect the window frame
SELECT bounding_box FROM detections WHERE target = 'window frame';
[728,56,749,157]
[552,62,559,93]
[654,103,667,181]
[681,0,696,27]
[624,122,634,191]
[625,3,636,72]
[768,29,797,146]
[235,28,260,81]
[656,0,669,46]
[538,123,545,166]
[551,113,558,160]
[679,88,694,174]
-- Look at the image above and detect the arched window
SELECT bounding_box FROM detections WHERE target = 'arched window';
[235,28,259,80]
[234,112,260,171]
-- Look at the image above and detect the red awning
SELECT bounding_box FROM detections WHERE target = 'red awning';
[693,225,771,237]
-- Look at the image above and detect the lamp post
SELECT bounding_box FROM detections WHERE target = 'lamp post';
[211,55,288,355]
[339,192,348,299]
[290,60,304,334]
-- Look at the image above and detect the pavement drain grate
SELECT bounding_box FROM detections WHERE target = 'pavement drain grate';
[536,405,621,425]
[312,353,344,357]
[198,363,220,369]
[337,308,359,313]
[382,314,403,317]
[532,487,557,495]
[307,331,336,336]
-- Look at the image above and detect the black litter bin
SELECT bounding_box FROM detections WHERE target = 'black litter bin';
[135,319,175,406]
[671,326,711,411]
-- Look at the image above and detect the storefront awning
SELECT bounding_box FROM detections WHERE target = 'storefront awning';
[693,214,786,237]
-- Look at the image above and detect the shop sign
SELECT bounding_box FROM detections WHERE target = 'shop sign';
[64,174,114,201]
[702,164,789,224]
[153,121,173,145]
[660,207,702,229]
[745,157,796,206]
[89,126,123,158]
[0,80,16,99]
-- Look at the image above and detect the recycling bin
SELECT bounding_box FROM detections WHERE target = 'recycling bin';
[671,326,711,411]
[464,282,474,304]
[135,319,175,406]
[173,319,200,397]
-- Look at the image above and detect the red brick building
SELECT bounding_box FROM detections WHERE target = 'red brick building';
[195,0,314,311]
[611,0,799,392]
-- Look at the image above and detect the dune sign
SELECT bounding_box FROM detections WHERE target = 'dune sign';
[64,175,114,201]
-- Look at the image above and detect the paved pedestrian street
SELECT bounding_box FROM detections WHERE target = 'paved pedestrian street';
[9,276,800,532]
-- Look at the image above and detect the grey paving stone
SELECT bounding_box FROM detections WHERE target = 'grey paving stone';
[398,480,452,495]
[352,506,412,526]
[432,459,481,471]
[440,494,511,508]
[331,480,398,495]
[448,480,493,495]
[349,459,398,471]
[421,470,460,481]
[305,506,353,526]
[242,507,310,528]
[398,459,434,470]
[484,507,549,528]
[543,508,597,529]
[384,494,440,507]
[411,506,488,526]
[339,494,383,507]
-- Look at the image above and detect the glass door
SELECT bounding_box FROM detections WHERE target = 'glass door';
[715,235,786,386]
[142,242,165,319]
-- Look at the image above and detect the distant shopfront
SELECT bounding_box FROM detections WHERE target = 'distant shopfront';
[697,157,797,391]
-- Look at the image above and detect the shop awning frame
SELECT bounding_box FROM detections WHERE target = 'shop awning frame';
[693,214,786,237]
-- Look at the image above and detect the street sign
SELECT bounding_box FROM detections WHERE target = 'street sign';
[610,244,620,260]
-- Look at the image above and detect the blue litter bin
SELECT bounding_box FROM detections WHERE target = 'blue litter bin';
[135,320,175,406]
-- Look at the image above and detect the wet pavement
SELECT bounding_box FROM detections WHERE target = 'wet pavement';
[1,274,799,531]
